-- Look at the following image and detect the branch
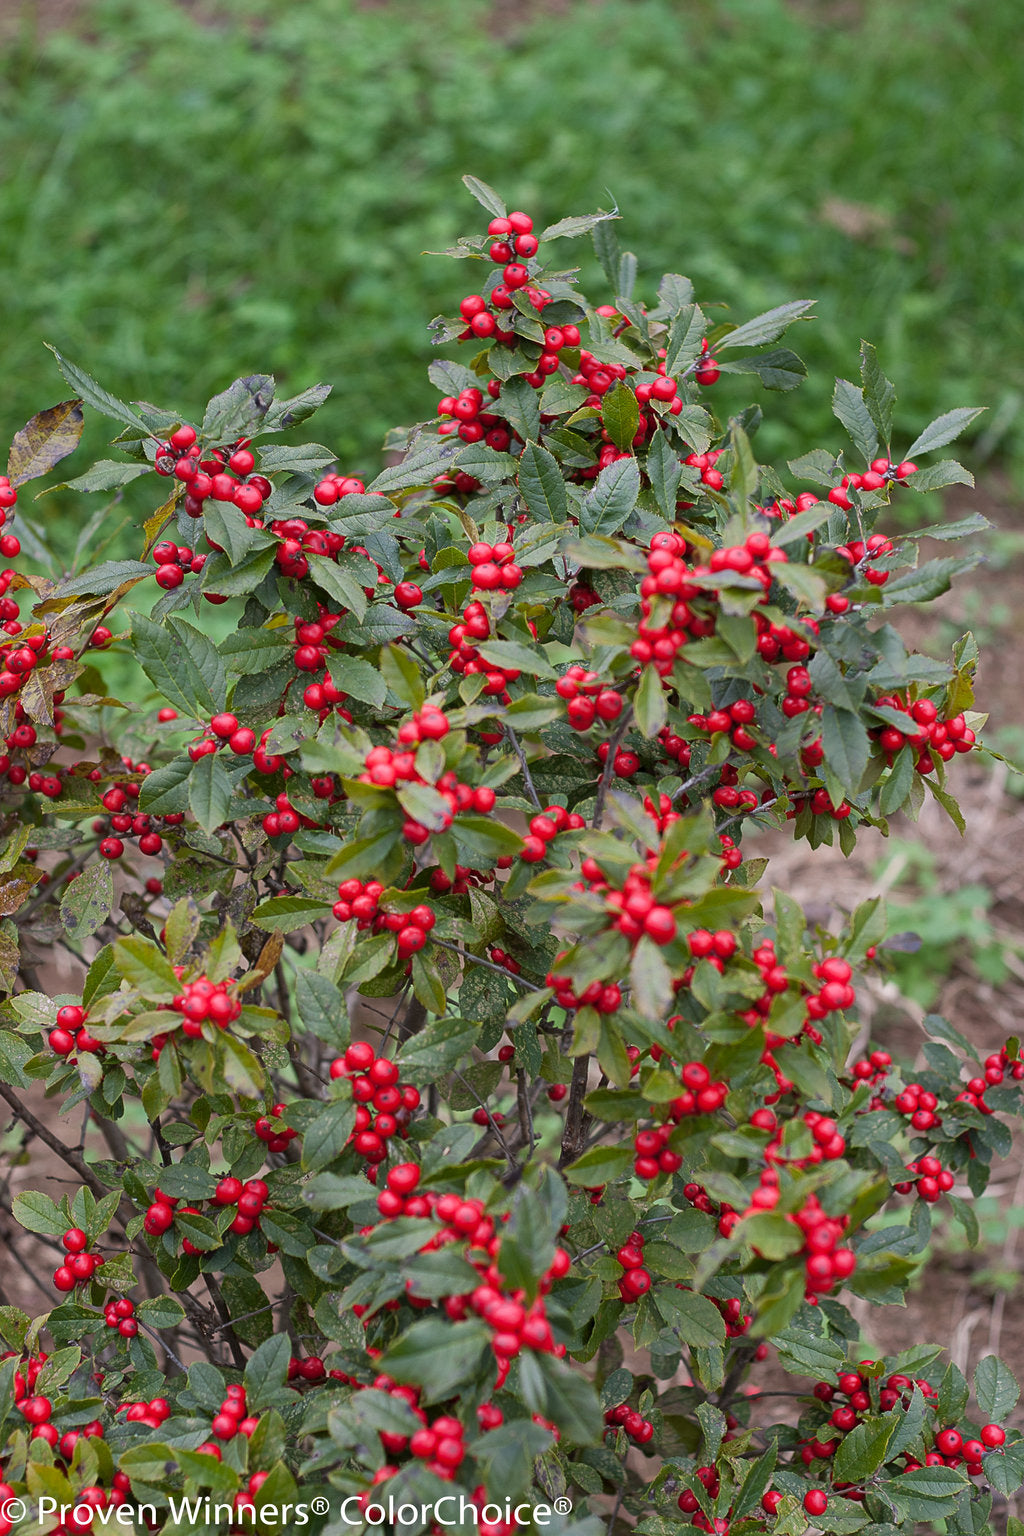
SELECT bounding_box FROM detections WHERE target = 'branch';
[558,1054,593,1168]
[0,1081,106,1196]
[592,708,634,831]
[504,724,543,811]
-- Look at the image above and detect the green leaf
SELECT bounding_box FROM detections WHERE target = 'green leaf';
[293,970,348,1049]
[601,382,640,452]
[859,340,896,446]
[974,1355,1019,1421]
[12,1190,67,1238]
[306,553,368,623]
[883,554,981,603]
[665,303,706,374]
[138,755,193,816]
[541,207,618,242]
[580,456,640,536]
[326,653,388,709]
[820,705,871,795]
[114,934,179,999]
[201,373,274,440]
[261,382,332,430]
[518,1349,602,1445]
[56,459,150,493]
[188,752,234,834]
[633,664,667,739]
[630,935,674,1021]
[645,431,682,518]
[902,458,975,493]
[833,1415,896,1482]
[383,1318,492,1404]
[130,611,225,717]
[905,406,985,459]
[379,642,424,709]
[655,1287,727,1347]
[462,175,506,217]
[476,639,556,681]
[45,346,149,431]
[879,1466,968,1520]
[517,440,567,522]
[564,1145,634,1187]
[833,377,879,463]
[302,1100,357,1172]
[880,747,915,814]
[718,299,815,350]
[770,502,832,546]
[60,861,114,941]
[51,559,153,599]
[244,1332,292,1410]
[252,895,332,932]
[496,377,541,443]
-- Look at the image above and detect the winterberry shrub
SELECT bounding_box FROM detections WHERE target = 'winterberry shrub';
[0,176,1018,1536]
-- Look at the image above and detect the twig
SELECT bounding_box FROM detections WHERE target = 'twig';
[0,1081,106,1195]
[515,1068,536,1160]
[558,1054,593,1168]
[429,937,543,990]
[592,709,634,831]
[504,725,543,811]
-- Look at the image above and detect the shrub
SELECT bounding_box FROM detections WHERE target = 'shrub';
[0,177,1018,1536]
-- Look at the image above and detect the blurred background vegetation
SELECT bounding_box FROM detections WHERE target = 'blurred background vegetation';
[1,0,1022,512]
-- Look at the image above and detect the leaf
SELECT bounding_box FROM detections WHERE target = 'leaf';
[860,340,896,445]
[188,752,234,834]
[496,377,541,443]
[645,431,682,517]
[833,377,879,463]
[880,747,915,814]
[905,406,985,459]
[601,382,640,452]
[12,1190,67,1238]
[252,895,332,932]
[974,1355,1019,1421]
[517,440,567,522]
[256,441,337,474]
[902,459,975,493]
[564,1145,634,1187]
[55,459,151,493]
[7,401,84,488]
[883,554,981,604]
[51,559,153,599]
[518,1350,603,1445]
[769,502,832,546]
[476,639,557,681]
[665,303,707,374]
[462,175,506,217]
[383,1318,492,1404]
[302,1100,357,1172]
[630,935,673,1021]
[580,456,641,536]
[655,1287,727,1347]
[261,382,332,430]
[634,663,667,739]
[541,207,618,242]
[879,1466,968,1520]
[114,934,180,1000]
[657,273,695,316]
[45,346,149,431]
[833,1415,896,1482]
[379,641,424,708]
[819,705,871,795]
[60,861,114,941]
[244,1332,292,1410]
[305,553,368,623]
[722,347,807,391]
[326,653,388,708]
[130,611,224,717]
[718,299,815,350]
[138,755,193,815]
[202,374,275,440]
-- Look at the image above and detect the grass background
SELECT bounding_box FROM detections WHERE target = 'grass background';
[1,0,1022,529]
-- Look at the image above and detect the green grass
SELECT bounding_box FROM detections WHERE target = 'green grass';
[1,0,1022,550]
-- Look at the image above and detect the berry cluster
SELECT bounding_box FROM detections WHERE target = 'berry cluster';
[329,1042,421,1165]
[102,1295,138,1338]
[171,973,242,1036]
[467,540,522,593]
[873,692,977,774]
[143,1177,270,1242]
[333,880,437,959]
[614,1231,652,1303]
[254,1103,299,1154]
[156,428,272,519]
[48,1004,103,1058]
[604,1400,654,1446]
[52,1224,106,1293]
